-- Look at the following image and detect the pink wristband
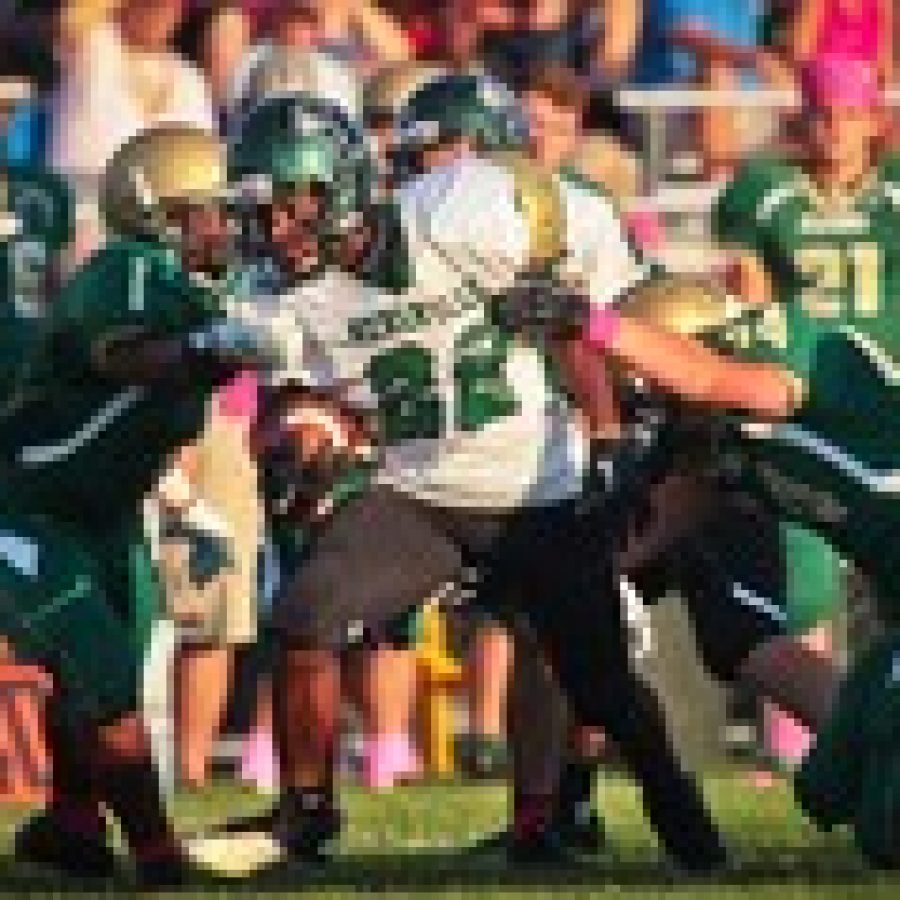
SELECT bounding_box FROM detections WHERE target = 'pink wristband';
[584,305,622,351]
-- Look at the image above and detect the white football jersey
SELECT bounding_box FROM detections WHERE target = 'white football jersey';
[239,155,644,510]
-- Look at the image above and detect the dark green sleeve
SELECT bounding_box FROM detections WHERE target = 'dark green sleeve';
[51,241,224,360]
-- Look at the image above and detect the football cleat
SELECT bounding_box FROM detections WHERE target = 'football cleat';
[13,811,117,879]
[185,800,342,878]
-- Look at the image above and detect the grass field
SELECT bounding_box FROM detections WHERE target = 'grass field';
[1,772,899,898]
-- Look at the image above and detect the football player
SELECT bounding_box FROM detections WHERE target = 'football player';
[0,124,276,884]
[499,56,900,867]
[204,81,727,875]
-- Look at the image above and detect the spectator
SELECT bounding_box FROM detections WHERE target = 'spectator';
[790,0,892,85]
[256,0,410,71]
[45,0,215,268]
[176,1,254,111]
[475,1,642,88]
[156,373,263,789]
[631,0,779,178]
[222,0,411,136]
[522,65,587,169]
[0,6,69,165]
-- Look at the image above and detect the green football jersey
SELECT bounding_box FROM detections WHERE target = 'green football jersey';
[713,155,900,602]
[0,238,226,522]
[714,154,900,373]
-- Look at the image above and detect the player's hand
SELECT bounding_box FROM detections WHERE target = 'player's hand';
[492,271,593,343]
[187,316,284,371]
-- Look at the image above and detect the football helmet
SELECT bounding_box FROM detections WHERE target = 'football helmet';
[228,46,363,139]
[100,125,229,241]
[394,70,529,157]
[623,275,742,338]
[362,63,447,129]
[230,92,377,229]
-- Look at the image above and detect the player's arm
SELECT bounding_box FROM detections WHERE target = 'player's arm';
[87,325,243,384]
[60,245,282,384]
[556,336,623,439]
[592,308,802,419]
[497,274,802,419]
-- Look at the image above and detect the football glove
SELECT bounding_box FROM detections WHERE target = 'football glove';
[491,270,593,343]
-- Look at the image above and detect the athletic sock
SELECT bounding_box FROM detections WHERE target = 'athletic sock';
[281,785,336,823]
[48,798,107,839]
[512,792,555,843]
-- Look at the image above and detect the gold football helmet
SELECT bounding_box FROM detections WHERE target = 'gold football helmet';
[625,275,741,337]
[100,125,229,240]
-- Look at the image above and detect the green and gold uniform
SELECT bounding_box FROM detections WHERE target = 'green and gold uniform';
[713,155,900,632]
[711,155,900,855]
[0,235,228,726]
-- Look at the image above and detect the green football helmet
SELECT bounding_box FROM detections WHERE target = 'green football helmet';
[394,70,529,157]
[229,93,376,223]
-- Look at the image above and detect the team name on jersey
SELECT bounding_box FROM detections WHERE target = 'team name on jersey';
[343,286,479,347]
[799,213,871,236]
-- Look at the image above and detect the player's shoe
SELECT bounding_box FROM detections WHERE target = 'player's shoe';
[13,811,117,879]
[186,795,342,878]
[472,825,583,867]
[553,805,608,854]
[472,799,606,866]
[851,753,900,870]
[132,852,199,887]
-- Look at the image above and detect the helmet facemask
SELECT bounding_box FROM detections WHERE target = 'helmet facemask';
[160,198,238,283]
[238,172,381,287]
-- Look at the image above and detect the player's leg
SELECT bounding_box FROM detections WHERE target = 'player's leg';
[501,622,607,862]
[220,485,464,863]
[498,468,720,863]
[606,468,844,735]
[0,514,186,883]
[13,691,115,878]
[485,499,727,872]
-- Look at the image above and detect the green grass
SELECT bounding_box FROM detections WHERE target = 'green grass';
[1,772,899,897]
